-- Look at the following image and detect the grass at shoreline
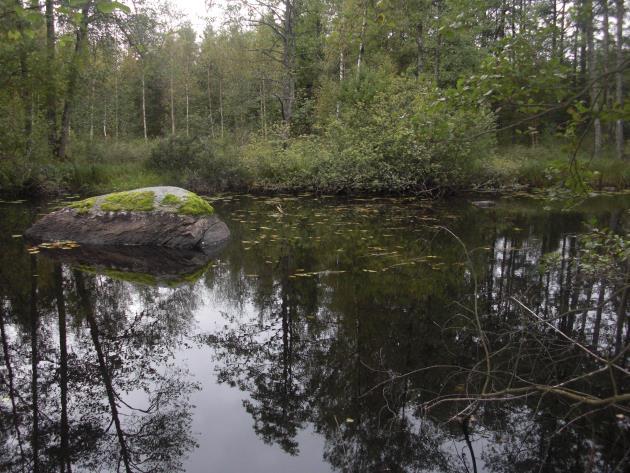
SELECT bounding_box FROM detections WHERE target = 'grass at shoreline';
[1,138,629,198]
[474,144,630,192]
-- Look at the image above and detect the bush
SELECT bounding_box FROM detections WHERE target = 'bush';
[336,77,496,191]
[147,135,199,172]
[186,138,249,193]
[242,131,330,191]
[147,135,248,193]
[241,76,496,194]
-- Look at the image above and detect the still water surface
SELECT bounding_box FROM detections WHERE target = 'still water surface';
[0,194,629,472]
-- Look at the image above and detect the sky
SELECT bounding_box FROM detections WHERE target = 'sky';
[172,0,228,34]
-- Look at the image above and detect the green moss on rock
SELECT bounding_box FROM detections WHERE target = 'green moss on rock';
[160,192,214,216]
[101,190,155,212]
[69,197,96,214]
[161,193,183,206]
[178,193,215,216]
[66,188,213,217]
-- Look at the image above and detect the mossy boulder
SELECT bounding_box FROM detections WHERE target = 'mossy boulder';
[25,186,229,253]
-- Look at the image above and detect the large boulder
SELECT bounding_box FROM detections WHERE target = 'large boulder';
[25,186,230,253]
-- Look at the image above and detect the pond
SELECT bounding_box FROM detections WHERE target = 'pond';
[0,193,629,473]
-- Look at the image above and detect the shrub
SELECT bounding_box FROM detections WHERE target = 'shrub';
[324,76,496,192]
[147,135,248,193]
[147,135,200,172]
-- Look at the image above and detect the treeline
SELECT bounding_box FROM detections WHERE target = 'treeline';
[0,0,627,194]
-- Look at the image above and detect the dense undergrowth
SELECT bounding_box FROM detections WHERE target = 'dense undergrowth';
[2,136,629,198]
[2,133,628,198]
[1,77,628,198]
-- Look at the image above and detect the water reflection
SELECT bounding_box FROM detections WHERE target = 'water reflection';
[0,195,629,472]
[0,250,200,472]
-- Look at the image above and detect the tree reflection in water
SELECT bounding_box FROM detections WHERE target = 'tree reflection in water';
[0,254,199,472]
[206,195,630,473]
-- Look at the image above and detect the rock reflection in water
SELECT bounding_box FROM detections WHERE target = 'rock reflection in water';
[32,242,225,287]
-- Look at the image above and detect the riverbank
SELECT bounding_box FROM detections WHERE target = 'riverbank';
[1,138,629,198]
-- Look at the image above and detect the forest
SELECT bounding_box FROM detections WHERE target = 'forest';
[0,0,628,196]
[1,2,630,471]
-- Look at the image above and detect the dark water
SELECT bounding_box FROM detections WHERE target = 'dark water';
[1,193,629,473]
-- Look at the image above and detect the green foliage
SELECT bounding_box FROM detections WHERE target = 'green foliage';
[147,135,199,172]
[242,132,330,191]
[578,228,629,282]
[324,75,496,191]
[101,190,155,212]
[95,1,131,15]
[147,135,248,193]
[0,0,628,197]
[475,143,630,192]
[241,77,495,193]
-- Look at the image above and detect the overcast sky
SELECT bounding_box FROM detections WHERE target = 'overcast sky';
[173,0,228,34]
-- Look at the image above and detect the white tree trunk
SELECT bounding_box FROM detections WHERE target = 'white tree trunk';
[141,67,148,142]
[356,1,367,77]
[170,72,175,135]
[207,65,215,139]
[219,75,224,139]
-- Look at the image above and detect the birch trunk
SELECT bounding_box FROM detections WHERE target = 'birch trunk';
[207,65,215,138]
[356,1,368,77]
[89,78,95,141]
[219,75,224,139]
[170,72,175,135]
[141,67,148,142]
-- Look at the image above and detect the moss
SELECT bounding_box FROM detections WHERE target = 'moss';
[76,265,158,285]
[102,269,158,285]
[68,197,96,214]
[161,193,183,206]
[101,190,155,212]
[164,263,211,287]
[77,263,209,287]
[160,192,213,216]
[178,193,215,216]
